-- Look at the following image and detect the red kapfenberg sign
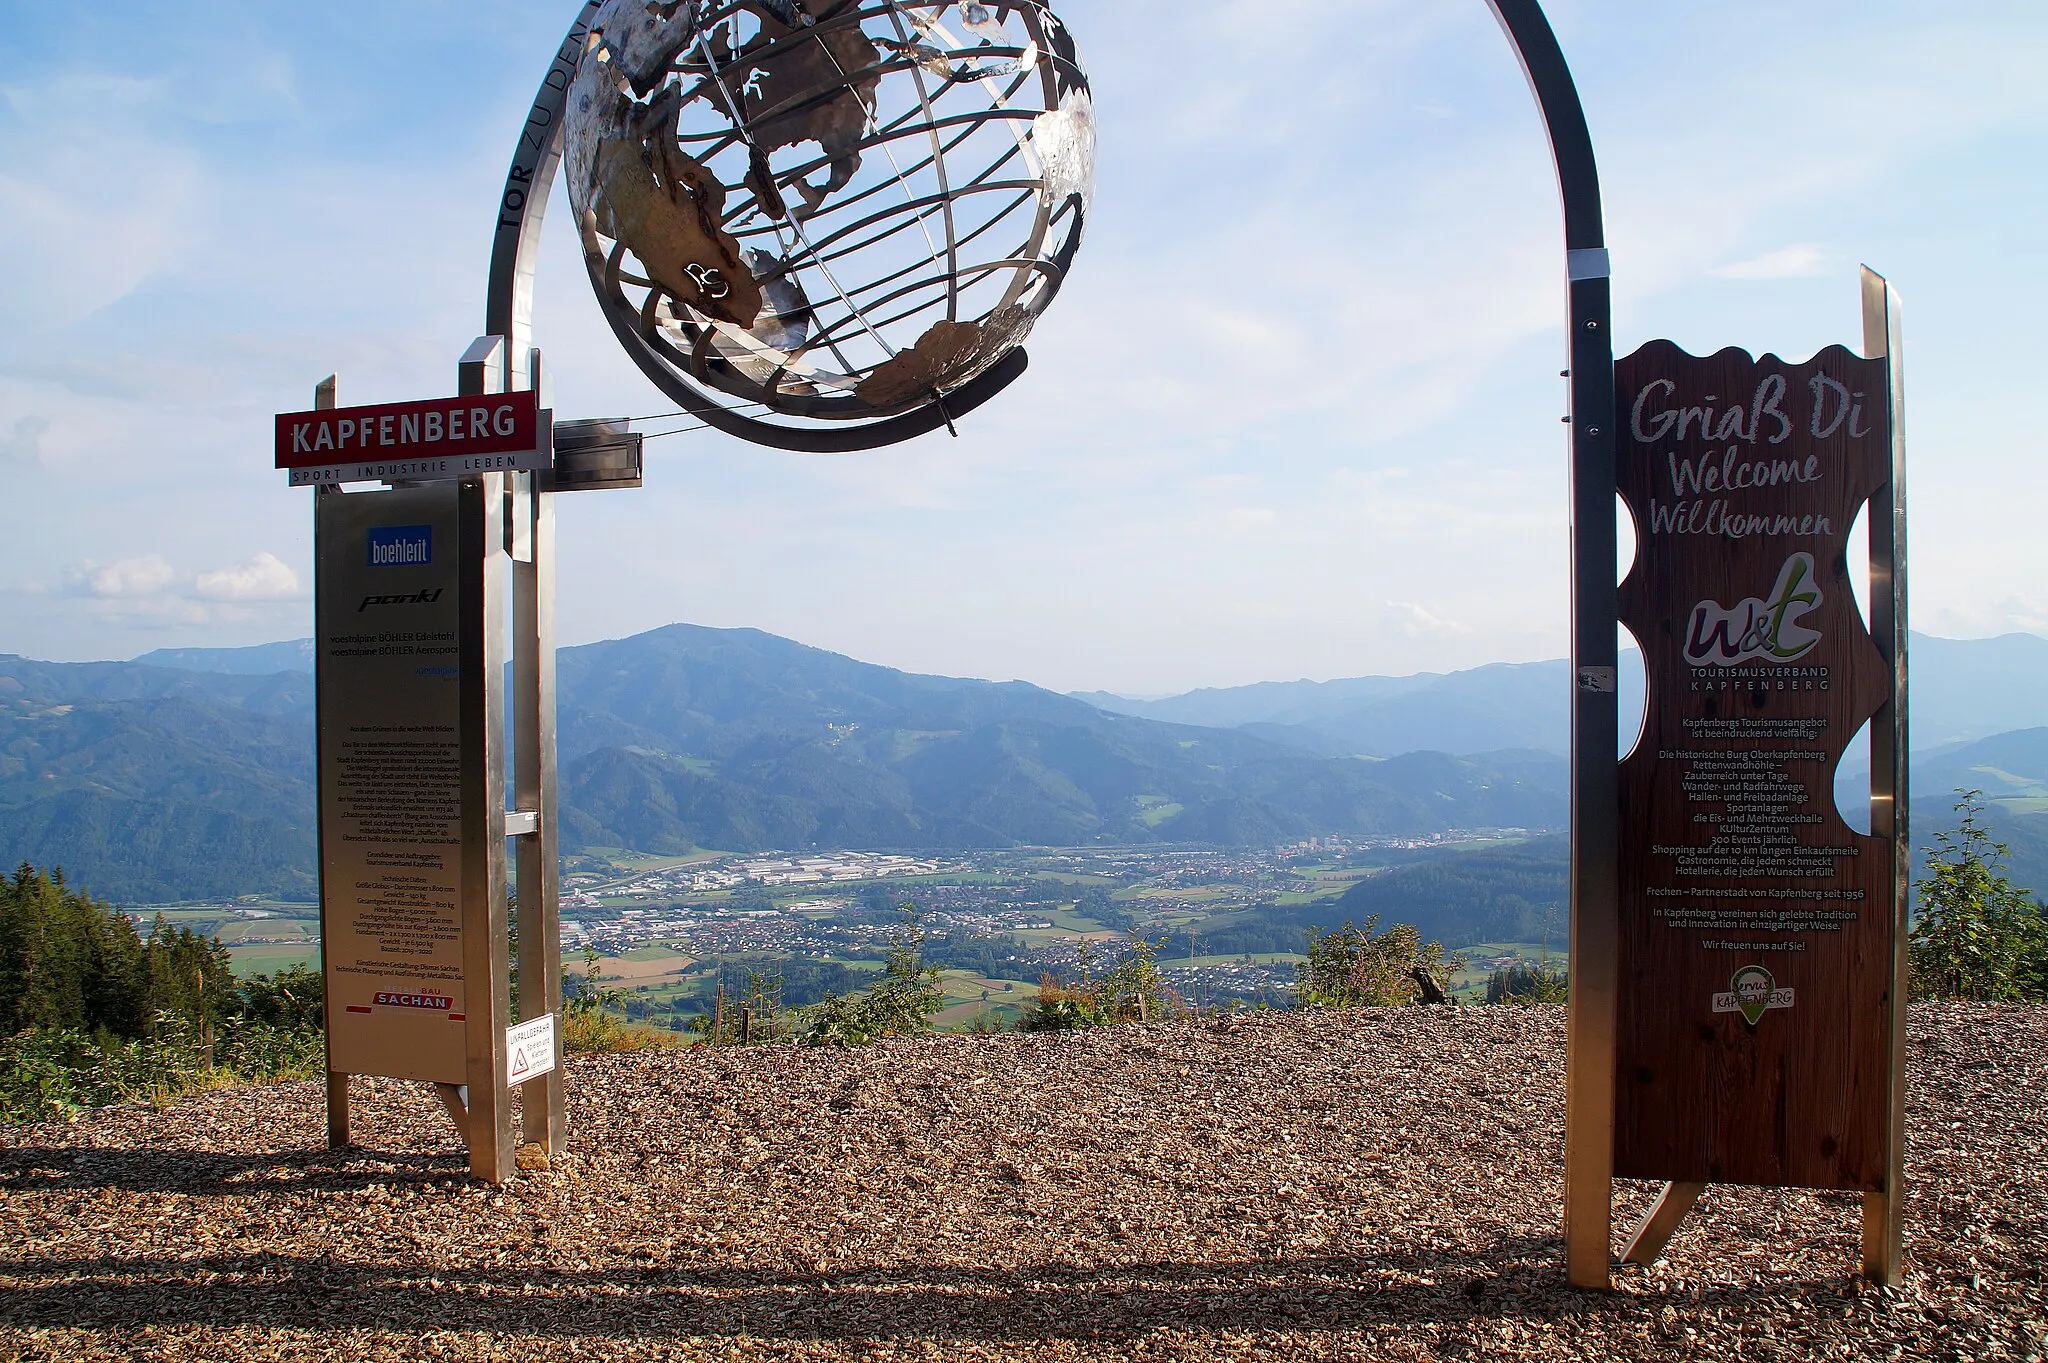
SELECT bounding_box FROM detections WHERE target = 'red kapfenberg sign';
[275,391,548,486]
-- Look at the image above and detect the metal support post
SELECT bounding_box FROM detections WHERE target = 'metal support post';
[1562,259,1619,1290]
[1861,267,1910,1285]
[312,373,351,1153]
[513,346,565,1156]
[458,336,516,1184]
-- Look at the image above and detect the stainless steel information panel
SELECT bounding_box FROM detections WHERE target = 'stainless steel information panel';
[316,484,469,1084]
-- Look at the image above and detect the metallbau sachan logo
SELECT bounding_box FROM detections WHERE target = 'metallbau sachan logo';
[1683,552,1823,666]
[373,992,452,1011]
[367,524,432,567]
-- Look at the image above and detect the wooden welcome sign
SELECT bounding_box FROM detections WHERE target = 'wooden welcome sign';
[1596,275,1910,1276]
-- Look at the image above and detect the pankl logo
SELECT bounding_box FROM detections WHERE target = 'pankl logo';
[367,525,432,567]
[1683,552,1824,666]
[359,588,443,613]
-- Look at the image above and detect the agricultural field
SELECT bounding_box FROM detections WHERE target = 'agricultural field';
[1447,942,1570,1000]
[126,903,323,978]
[929,970,1041,1029]
[225,942,322,977]
[151,834,1553,1019]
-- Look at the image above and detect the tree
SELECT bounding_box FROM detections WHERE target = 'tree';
[1296,917,1462,1009]
[796,909,946,1046]
[0,865,148,1037]
[1910,790,2048,1002]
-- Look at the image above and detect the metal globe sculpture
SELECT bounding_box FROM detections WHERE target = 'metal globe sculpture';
[563,0,1092,450]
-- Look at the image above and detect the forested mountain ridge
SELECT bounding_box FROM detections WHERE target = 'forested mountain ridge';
[548,626,1564,854]
[9,625,2044,907]
[0,657,318,901]
[0,626,1567,901]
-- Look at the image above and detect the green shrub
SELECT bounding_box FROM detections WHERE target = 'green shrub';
[238,964,325,1030]
[0,1014,325,1125]
[1486,962,1569,1005]
[563,946,675,1053]
[1018,936,1182,1032]
[795,911,946,1045]
[1295,917,1461,1008]
[1911,790,2048,1002]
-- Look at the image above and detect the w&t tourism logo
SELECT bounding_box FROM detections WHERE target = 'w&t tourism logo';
[1683,552,1824,666]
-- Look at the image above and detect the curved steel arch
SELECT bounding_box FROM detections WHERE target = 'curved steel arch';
[487,0,1620,1286]
[1481,0,1619,1293]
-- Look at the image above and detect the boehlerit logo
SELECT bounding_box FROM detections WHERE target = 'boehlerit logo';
[368,525,432,567]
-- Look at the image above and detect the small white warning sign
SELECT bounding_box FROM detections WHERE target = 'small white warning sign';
[506,1013,557,1086]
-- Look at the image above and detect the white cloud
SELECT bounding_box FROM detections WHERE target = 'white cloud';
[195,551,300,601]
[74,554,177,599]
[1711,245,1831,281]
[4,1,2048,683]
[1385,601,1471,640]
[50,551,303,636]
[0,414,47,464]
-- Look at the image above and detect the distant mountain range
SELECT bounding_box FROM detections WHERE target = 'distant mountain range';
[0,626,1565,902]
[3,625,2043,907]
[551,627,1564,856]
[1075,660,1579,758]
[130,639,315,677]
[1079,631,2048,757]
[0,657,317,902]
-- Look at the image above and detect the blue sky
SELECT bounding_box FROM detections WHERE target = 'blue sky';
[1,1,2044,693]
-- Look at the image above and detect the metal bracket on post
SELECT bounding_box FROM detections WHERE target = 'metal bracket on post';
[1621,1181,1705,1266]
[435,1082,470,1135]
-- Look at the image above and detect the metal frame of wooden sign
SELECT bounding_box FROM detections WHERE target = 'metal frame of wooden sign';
[1860,268,1911,1285]
[1580,277,1909,1287]
[312,333,565,1186]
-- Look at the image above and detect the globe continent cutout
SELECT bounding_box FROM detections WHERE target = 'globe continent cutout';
[563,0,1093,427]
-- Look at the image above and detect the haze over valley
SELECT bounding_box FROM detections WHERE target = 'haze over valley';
[4,622,2044,1011]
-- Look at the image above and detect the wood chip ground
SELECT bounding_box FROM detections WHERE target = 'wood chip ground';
[1,1003,2042,1361]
